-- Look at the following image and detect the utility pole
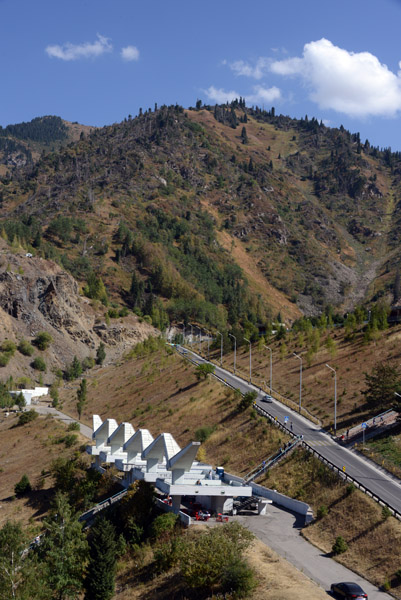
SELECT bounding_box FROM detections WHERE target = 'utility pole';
[264,345,272,393]
[228,333,237,374]
[244,337,252,383]
[293,352,302,413]
[217,331,223,367]
[326,363,337,436]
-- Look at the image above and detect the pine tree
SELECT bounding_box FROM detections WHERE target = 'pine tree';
[240,126,248,145]
[77,379,87,420]
[40,493,88,600]
[84,518,117,600]
[96,342,106,365]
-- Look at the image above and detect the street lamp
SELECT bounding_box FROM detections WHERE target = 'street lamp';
[204,329,211,360]
[228,333,237,374]
[264,345,272,393]
[190,324,193,348]
[293,352,302,413]
[326,363,337,436]
[244,337,252,383]
[196,326,202,355]
[217,331,223,366]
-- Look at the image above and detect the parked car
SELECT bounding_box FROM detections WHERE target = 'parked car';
[261,394,273,403]
[330,581,367,599]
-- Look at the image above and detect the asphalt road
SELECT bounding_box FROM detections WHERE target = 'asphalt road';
[237,507,392,599]
[180,347,401,517]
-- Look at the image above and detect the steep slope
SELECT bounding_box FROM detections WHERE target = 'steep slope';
[0,238,155,382]
[1,104,401,329]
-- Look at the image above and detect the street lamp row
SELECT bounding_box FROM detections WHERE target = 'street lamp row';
[183,324,337,433]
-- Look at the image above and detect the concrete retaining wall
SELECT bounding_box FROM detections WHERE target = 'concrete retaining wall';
[223,471,313,521]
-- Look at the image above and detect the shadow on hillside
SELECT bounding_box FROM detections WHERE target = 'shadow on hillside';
[168,381,198,398]
[347,518,383,545]
[26,488,54,518]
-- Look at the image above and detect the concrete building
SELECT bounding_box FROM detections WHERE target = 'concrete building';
[86,415,262,517]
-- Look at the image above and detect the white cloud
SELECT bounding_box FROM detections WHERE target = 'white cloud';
[45,34,112,61]
[270,38,401,118]
[121,45,139,62]
[247,85,281,104]
[204,86,241,104]
[229,57,270,80]
[204,85,281,106]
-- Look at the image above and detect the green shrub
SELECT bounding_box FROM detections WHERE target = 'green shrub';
[67,422,80,432]
[14,474,32,496]
[238,391,257,412]
[63,434,78,448]
[82,356,95,371]
[18,339,34,356]
[32,357,46,372]
[396,568,401,581]
[150,513,178,541]
[332,536,348,555]
[222,557,256,598]
[382,506,392,520]
[346,483,356,495]
[17,409,38,426]
[33,331,52,351]
[0,353,11,367]
[195,425,215,443]
[317,505,328,519]
[1,340,16,355]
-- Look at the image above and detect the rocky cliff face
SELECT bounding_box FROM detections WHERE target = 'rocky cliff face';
[0,240,155,381]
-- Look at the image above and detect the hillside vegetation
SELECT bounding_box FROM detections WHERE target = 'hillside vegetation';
[1,103,401,340]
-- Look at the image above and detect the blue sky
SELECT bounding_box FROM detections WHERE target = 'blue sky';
[2,0,401,150]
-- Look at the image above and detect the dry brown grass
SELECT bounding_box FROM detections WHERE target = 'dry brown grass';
[60,347,290,476]
[262,448,401,596]
[0,411,88,527]
[212,323,401,431]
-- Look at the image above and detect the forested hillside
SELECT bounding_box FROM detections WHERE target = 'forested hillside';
[1,102,401,337]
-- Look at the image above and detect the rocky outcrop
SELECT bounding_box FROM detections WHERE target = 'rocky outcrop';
[0,242,155,378]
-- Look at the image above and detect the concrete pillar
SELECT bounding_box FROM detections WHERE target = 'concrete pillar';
[257,500,268,515]
[171,495,182,513]
[171,468,185,484]
[211,496,227,514]
[146,457,158,472]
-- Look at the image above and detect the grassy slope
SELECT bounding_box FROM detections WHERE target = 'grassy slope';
[60,343,289,476]
[0,413,89,528]
[214,323,401,433]
[263,449,401,595]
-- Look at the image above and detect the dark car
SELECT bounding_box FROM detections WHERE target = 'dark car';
[261,394,273,403]
[330,582,367,599]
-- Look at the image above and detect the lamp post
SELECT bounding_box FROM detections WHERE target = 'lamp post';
[244,337,252,383]
[326,363,337,436]
[190,324,193,348]
[228,333,237,374]
[293,352,302,413]
[205,329,211,360]
[196,326,202,355]
[264,345,272,393]
[217,331,223,366]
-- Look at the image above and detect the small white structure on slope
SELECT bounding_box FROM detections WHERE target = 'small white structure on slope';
[87,415,255,516]
[9,387,49,406]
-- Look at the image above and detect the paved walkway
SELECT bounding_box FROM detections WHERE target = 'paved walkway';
[34,405,92,439]
[236,506,392,599]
